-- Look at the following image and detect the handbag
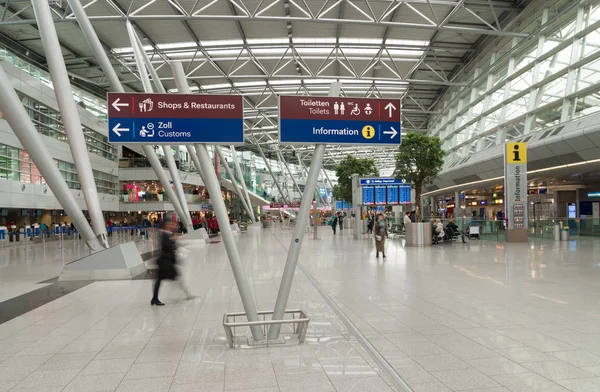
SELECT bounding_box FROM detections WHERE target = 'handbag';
[375,235,382,241]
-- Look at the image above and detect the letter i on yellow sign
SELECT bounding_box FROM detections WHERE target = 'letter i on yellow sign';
[506,142,527,164]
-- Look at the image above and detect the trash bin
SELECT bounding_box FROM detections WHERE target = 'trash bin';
[561,228,569,241]
[554,224,560,241]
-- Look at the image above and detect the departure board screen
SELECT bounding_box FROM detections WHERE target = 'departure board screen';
[375,186,387,205]
[387,186,399,205]
[399,185,411,204]
[362,186,375,205]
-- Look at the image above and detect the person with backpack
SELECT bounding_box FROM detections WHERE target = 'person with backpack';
[329,214,338,235]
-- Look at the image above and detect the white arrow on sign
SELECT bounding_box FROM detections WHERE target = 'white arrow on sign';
[112,123,130,137]
[112,98,129,112]
[383,127,398,139]
[384,102,397,117]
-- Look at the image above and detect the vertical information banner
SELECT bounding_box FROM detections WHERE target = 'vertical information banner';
[504,142,528,230]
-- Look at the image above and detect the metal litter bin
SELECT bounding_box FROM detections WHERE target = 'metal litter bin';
[561,228,569,241]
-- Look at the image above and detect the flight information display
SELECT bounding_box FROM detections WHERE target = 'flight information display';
[399,185,411,204]
[375,186,387,205]
[387,185,399,205]
[362,186,375,205]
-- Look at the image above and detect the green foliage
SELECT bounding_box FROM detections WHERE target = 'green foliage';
[332,155,379,202]
[394,133,445,221]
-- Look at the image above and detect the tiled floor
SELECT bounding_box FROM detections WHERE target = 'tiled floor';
[1,227,600,391]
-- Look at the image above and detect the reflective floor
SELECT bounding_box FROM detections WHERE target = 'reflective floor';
[1,227,600,391]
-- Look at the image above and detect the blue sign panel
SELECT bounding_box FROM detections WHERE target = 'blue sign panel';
[360,178,406,185]
[387,186,399,205]
[375,186,387,205]
[107,93,244,145]
[362,186,375,205]
[319,187,326,197]
[279,96,401,145]
[399,185,411,204]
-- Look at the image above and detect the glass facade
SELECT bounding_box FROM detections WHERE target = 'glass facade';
[16,92,117,161]
[0,144,118,194]
[429,1,600,165]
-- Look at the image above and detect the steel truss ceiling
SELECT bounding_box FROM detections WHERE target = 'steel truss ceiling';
[0,0,529,171]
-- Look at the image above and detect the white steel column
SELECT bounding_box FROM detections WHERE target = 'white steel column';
[277,149,302,198]
[255,140,287,203]
[129,24,193,232]
[269,82,340,340]
[195,144,264,341]
[170,62,209,194]
[230,146,256,222]
[0,65,103,252]
[124,21,189,230]
[31,0,108,248]
[216,146,255,222]
[524,9,549,135]
[298,154,326,206]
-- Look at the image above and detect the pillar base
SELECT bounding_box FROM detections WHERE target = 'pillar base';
[181,228,209,244]
[505,229,528,242]
[59,242,146,281]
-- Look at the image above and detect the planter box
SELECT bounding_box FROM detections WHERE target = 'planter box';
[405,222,432,247]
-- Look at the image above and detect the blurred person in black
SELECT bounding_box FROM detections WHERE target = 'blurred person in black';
[151,221,191,305]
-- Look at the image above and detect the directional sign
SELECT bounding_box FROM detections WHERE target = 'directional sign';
[107,93,243,144]
[279,96,401,145]
[360,178,406,185]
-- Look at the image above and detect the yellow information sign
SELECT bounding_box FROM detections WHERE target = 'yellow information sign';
[362,125,375,139]
[506,142,527,164]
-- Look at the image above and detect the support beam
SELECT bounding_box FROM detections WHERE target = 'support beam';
[195,143,264,341]
[31,0,108,248]
[230,146,256,222]
[277,148,302,199]
[269,81,340,340]
[254,140,287,203]
[124,20,189,230]
[169,62,208,192]
[215,146,255,222]
[129,23,193,232]
[0,65,102,251]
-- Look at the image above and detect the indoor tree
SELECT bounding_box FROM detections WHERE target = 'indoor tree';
[394,133,445,222]
[332,155,379,203]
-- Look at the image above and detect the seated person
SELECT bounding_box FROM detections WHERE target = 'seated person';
[446,220,459,233]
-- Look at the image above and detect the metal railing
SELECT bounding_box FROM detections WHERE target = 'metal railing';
[223,309,310,349]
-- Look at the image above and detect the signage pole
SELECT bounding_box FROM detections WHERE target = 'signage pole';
[32,0,109,249]
[230,146,256,222]
[169,63,209,190]
[130,28,193,232]
[277,148,302,199]
[195,144,264,341]
[167,61,262,338]
[298,154,326,206]
[215,146,255,223]
[124,22,190,231]
[253,139,288,204]
[269,81,340,340]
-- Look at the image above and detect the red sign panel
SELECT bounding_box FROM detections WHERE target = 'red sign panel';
[107,93,243,119]
[279,96,401,122]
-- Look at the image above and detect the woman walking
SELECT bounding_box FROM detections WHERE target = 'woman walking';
[373,213,388,259]
[151,221,191,306]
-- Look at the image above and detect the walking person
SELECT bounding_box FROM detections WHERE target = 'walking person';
[330,214,338,235]
[151,221,191,306]
[366,213,374,234]
[374,213,388,259]
[338,212,344,231]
